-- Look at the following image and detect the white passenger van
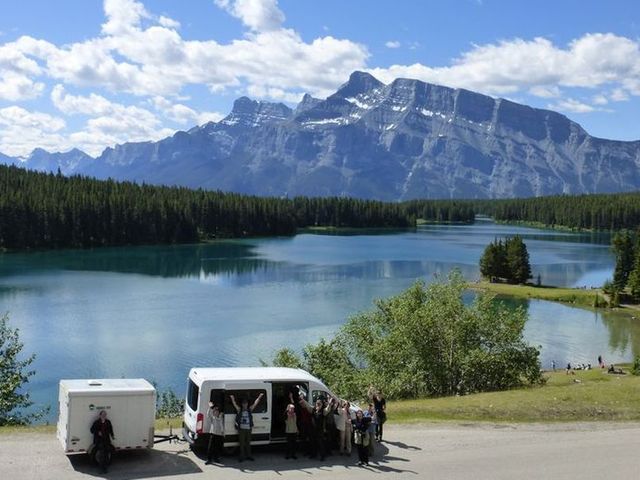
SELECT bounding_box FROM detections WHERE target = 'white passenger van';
[182,367,337,448]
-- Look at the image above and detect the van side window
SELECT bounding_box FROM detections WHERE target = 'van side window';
[209,389,224,408]
[187,379,199,411]
[224,389,267,414]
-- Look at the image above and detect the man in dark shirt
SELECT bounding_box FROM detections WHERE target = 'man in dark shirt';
[90,410,114,473]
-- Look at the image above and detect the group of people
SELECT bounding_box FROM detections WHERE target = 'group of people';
[205,387,387,468]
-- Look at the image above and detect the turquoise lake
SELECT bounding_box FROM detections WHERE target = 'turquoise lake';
[1,219,639,421]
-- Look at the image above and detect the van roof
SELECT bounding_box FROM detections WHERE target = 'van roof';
[189,367,328,388]
[59,378,155,394]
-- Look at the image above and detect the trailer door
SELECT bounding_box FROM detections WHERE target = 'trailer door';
[223,383,272,443]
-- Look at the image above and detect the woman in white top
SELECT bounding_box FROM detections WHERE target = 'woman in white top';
[336,400,352,455]
[206,402,224,464]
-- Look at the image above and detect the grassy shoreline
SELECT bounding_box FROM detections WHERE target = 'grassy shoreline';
[469,281,612,309]
[388,367,640,423]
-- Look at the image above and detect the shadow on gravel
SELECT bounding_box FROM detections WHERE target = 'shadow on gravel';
[189,442,418,475]
[67,448,202,479]
[381,440,422,451]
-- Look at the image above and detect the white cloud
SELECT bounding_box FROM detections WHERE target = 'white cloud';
[245,84,303,103]
[49,85,178,155]
[549,98,596,114]
[0,71,45,101]
[529,85,561,98]
[151,96,224,125]
[158,15,180,29]
[370,33,640,97]
[0,106,65,130]
[610,88,629,102]
[0,106,67,156]
[214,0,285,32]
[0,0,367,103]
[385,40,401,49]
[592,94,608,105]
[102,0,150,35]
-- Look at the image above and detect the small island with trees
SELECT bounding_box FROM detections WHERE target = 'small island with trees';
[473,236,611,308]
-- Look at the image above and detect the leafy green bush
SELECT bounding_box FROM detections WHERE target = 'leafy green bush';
[632,357,640,376]
[269,270,542,401]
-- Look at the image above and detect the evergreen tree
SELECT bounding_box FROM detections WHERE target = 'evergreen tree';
[627,237,640,301]
[479,241,495,281]
[480,240,504,282]
[612,230,634,290]
[506,236,532,284]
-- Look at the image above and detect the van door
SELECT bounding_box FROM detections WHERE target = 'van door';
[223,383,272,444]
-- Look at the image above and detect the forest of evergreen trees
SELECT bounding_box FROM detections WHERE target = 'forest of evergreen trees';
[474,192,640,230]
[0,165,420,250]
[401,199,476,223]
[4,164,640,251]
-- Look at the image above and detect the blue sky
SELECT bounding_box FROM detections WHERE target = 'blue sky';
[1,0,640,156]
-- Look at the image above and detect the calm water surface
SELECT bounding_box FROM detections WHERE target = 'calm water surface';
[1,220,639,420]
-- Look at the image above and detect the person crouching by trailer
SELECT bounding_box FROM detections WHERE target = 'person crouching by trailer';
[285,393,299,459]
[90,410,114,473]
[206,402,224,464]
[230,392,264,462]
[298,394,331,460]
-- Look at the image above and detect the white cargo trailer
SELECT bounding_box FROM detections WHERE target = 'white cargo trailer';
[57,379,156,455]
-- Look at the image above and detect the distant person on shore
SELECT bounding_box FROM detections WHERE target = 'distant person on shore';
[353,409,371,466]
[90,410,114,473]
[551,360,556,371]
[598,355,604,368]
[206,402,224,464]
[230,392,264,462]
[566,363,572,374]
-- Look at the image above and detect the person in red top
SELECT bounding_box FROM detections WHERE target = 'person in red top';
[90,410,114,473]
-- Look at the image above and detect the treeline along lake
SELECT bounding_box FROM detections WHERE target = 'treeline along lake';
[4,165,640,252]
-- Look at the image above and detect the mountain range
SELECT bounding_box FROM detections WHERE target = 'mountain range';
[3,71,640,200]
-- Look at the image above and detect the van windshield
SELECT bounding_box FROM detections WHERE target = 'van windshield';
[187,379,199,411]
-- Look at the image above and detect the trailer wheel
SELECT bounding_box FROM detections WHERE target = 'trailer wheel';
[92,445,113,468]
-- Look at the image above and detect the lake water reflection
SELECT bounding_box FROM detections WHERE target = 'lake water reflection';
[0,220,637,420]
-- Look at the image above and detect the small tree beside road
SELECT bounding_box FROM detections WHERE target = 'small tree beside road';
[0,313,47,425]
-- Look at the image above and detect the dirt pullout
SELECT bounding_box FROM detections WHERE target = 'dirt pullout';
[1,422,639,479]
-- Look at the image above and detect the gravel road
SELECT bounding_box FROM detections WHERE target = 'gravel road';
[1,422,639,479]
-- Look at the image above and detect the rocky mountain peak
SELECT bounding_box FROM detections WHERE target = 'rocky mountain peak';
[221,96,293,128]
[333,70,385,99]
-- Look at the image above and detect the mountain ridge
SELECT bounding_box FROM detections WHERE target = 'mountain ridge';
[3,71,640,199]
